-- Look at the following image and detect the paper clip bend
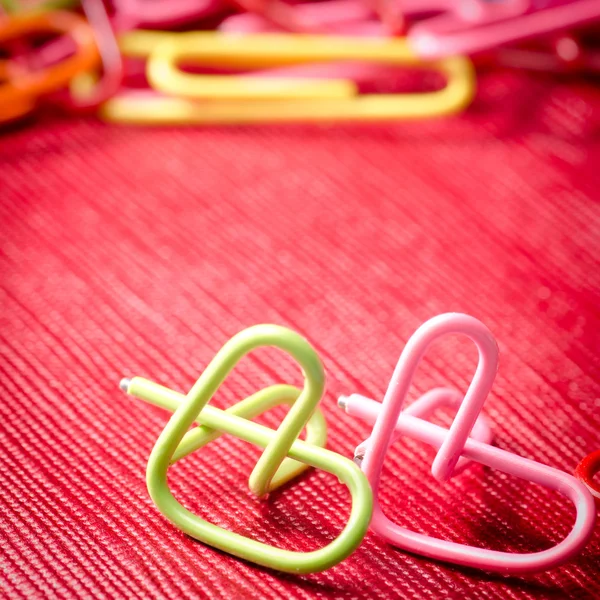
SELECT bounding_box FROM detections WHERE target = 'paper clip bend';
[339,313,596,574]
[120,325,372,574]
[101,31,475,125]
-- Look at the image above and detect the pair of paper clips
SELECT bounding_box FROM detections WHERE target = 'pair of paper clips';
[100,30,476,125]
[121,314,597,574]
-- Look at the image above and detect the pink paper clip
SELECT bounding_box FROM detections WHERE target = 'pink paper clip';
[59,0,124,111]
[339,313,596,574]
[7,0,123,112]
[576,451,600,505]
[401,0,600,59]
[492,31,600,73]
[111,0,225,31]
[220,0,386,36]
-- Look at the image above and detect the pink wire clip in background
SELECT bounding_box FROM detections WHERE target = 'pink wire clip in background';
[220,0,385,35]
[339,313,597,574]
[60,0,124,111]
[401,0,600,59]
[6,0,123,112]
[218,1,404,88]
[111,0,225,31]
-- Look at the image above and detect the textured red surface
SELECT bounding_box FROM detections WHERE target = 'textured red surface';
[1,69,599,599]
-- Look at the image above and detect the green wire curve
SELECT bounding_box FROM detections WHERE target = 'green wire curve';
[123,324,373,574]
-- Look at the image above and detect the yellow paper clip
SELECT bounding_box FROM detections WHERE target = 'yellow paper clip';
[100,31,476,126]
[116,30,355,101]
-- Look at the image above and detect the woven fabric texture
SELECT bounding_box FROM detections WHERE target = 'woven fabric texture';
[1,68,599,599]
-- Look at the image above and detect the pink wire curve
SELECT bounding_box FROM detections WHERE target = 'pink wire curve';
[61,0,124,111]
[403,0,600,58]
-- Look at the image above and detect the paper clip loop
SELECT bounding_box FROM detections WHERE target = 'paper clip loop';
[101,31,475,125]
[121,325,372,574]
[339,313,596,574]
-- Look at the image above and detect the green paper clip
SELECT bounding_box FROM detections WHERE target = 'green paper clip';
[120,325,373,574]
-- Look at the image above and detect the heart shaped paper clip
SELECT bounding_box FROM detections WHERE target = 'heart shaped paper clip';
[339,313,596,574]
[120,325,372,574]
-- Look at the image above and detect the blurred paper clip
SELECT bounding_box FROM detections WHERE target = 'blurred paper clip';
[402,0,600,59]
[111,0,225,31]
[0,10,100,122]
[339,313,597,574]
[491,31,600,74]
[100,31,476,125]
[120,325,373,574]
[61,0,124,111]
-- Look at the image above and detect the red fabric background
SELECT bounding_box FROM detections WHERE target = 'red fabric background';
[1,68,599,599]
